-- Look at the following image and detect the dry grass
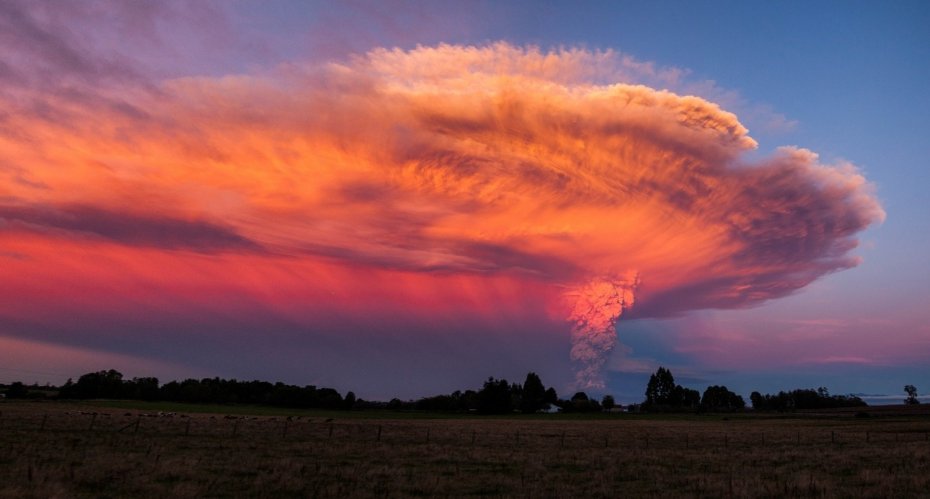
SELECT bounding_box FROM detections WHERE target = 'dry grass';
[1,401,929,498]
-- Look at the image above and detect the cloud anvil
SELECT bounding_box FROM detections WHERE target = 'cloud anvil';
[0,41,884,390]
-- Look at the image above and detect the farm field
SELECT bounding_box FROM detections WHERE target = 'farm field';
[1,400,929,498]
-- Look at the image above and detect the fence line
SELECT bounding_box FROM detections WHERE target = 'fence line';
[1,411,928,451]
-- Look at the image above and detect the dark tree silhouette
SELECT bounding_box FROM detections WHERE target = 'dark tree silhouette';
[520,372,547,413]
[749,388,866,411]
[5,381,28,399]
[553,391,602,412]
[645,367,676,407]
[60,369,348,410]
[642,367,700,411]
[477,377,513,414]
[544,387,558,406]
[571,391,589,404]
[675,386,701,409]
[344,391,357,409]
[700,385,745,411]
[601,394,616,412]
[59,369,125,399]
[124,377,159,401]
[750,391,764,409]
[904,385,920,405]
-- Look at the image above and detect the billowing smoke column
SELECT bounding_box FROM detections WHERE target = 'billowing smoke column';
[568,273,639,389]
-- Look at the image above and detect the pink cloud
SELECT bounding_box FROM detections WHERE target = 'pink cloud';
[0,41,885,389]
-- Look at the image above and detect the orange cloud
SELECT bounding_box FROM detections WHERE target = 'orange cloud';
[0,43,884,388]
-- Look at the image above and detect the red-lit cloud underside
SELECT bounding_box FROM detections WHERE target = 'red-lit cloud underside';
[0,43,883,377]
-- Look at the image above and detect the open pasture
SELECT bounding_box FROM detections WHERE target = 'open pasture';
[1,401,929,498]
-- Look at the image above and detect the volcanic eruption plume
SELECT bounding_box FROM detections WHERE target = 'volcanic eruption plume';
[0,38,885,389]
[568,274,639,389]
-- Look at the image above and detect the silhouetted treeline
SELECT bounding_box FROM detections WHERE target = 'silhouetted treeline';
[642,367,701,411]
[2,381,32,399]
[385,373,561,414]
[48,369,569,414]
[750,388,866,411]
[0,381,61,399]
[58,370,158,401]
[4,367,875,414]
[556,391,606,413]
[57,369,351,410]
[639,367,868,413]
[640,367,744,412]
[384,373,624,414]
[700,385,746,412]
[10,369,574,414]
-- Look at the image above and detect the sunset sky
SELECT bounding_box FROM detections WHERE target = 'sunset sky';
[2,1,928,404]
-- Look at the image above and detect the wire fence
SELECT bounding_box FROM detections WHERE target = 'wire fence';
[2,409,929,450]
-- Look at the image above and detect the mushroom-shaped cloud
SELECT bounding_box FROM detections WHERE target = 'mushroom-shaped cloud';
[269,44,881,387]
[1,43,885,388]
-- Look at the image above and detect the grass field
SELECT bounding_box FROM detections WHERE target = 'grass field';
[1,400,929,498]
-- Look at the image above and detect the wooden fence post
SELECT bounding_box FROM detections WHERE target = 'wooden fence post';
[40,414,48,431]
[377,425,382,442]
[328,423,333,438]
